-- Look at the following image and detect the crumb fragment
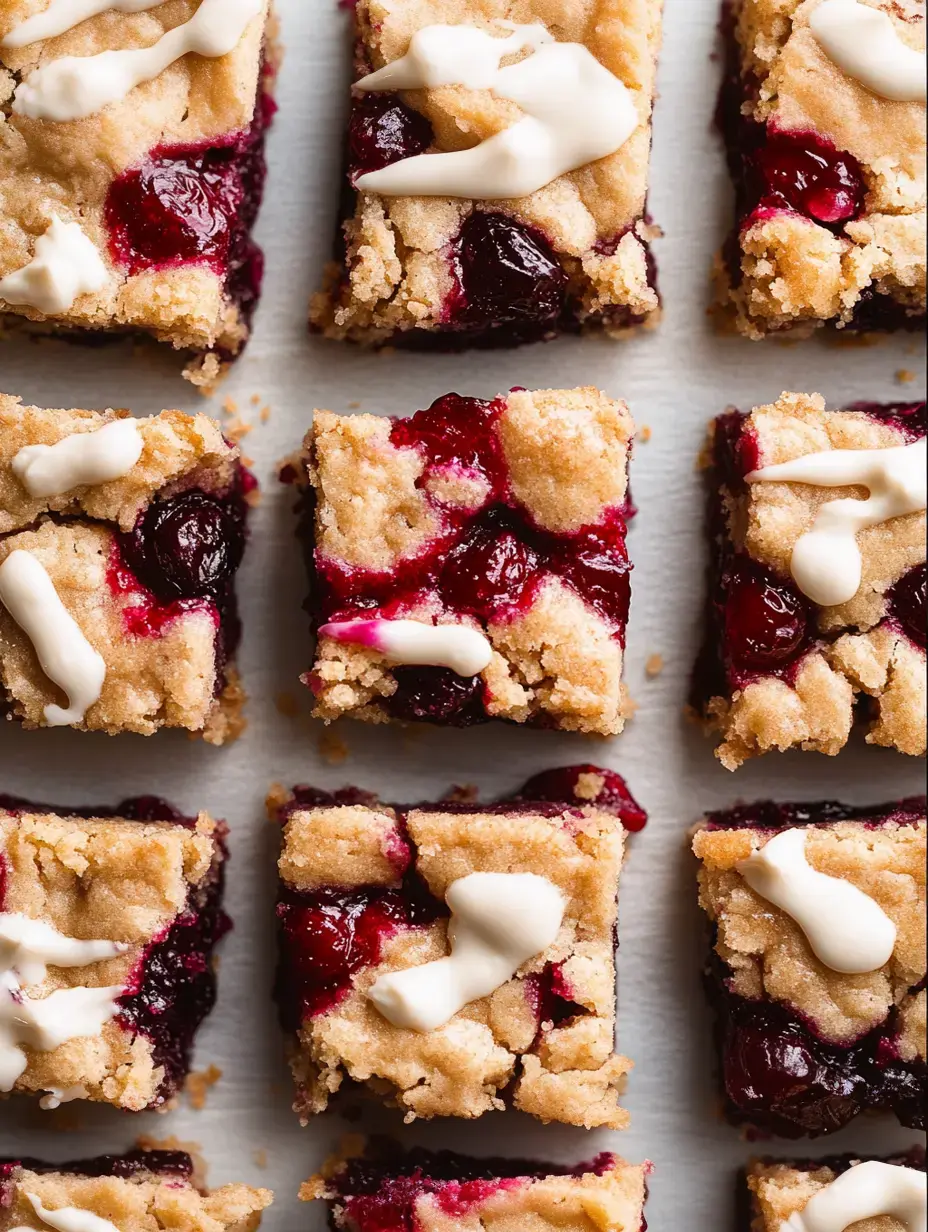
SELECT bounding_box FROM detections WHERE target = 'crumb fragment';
[260,405,271,423]
[896,369,916,385]
[250,394,262,406]
[222,397,238,416]
[253,1150,268,1169]
[645,653,664,678]
[638,424,652,443]
[318,727,350,765]
[225,416,254,445]
[185,1064,222,1110]
[348,401,361,409]
[266,782,289,821]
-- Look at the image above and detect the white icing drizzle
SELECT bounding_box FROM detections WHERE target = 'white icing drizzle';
[781,1161,927,1232]
[354,23,639,199]
[11,1193,119,1232]
[746,437,927,606]
[0,912,126,1093]
[0,549,107,726]
[39,1084,89,1109]
[810,0,927,104]
[737,829,897,974]
[319,618,494,677]
[12,0,263,122]
[1,0,162,50]
[13,419,142,498]
[368,872,565,1032]
[0,217,109,316]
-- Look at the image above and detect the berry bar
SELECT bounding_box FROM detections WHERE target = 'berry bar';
[272,765,646,1126]
[694,798,926,1138]
[303,1140,649,1232]
[310,0,663,347]
[692,392,926,769]
[715,0,926,338]
[289,388,636,733]
[0,396,253,741]
[0,795,229,1112]
[0,1150,272,1232]
[0,0,276,388]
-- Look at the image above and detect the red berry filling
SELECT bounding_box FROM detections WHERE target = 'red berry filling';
[890,563,927,650]
[348,92,433,178]
[0,1153,195,1194]
[744,128,866,230]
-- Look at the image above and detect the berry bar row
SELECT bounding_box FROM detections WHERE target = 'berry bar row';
[1,390,925,766]
[0,0,924,381]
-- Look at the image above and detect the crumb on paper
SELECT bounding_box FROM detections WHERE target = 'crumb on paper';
[646,653,665,678]
[253,1149,268,1170]
[245,485,262,508]
[348,401,361,409]
[251,393,262,406]
[896,369,915,385]
[276,691,300,718]
[260,405,272,423]
[638,424,652,443]
[445,783,478,805]
[225,417,254,445]
[222,397,238,416]
[266,782,290,821]
[185,1064,222,1110]
[319,727,350,765]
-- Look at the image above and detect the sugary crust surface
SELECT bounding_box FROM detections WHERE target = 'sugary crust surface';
[0,808,221,1110]
[305,389,634,734]
[305,1153,647,1232]
[2,1168,271,1232]
[280,803,631,1128]
[745,1158,912,1232]
[704,392,927,769]
[0,0,271,368]
[718,0,927,337]
[310,0,663,344]
[694,818,927,1049]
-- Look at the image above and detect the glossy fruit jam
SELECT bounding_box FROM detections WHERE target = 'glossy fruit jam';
[0,797,229,1111]
[307,393,633,725]
[274,768,646,1031]
[0,1151,194,1186]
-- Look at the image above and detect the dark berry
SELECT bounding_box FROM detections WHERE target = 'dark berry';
[549,519,632,633]
[724,559,810,673]
[390,393,507,493]
[748,129,865,229]
[456,213,566,329]
[889,563,927,649]
[517,765,647,832]
[440,515,539,618]
[135,492,245,602]
[387,666,486,725]
[349,92,433,178]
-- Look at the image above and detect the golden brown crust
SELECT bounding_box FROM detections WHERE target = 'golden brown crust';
[746,1158,913,1232]
[310,0,663,343]
[718,0,926,336]
[694,818,927,1048]
[0,808,223,1110]
[279,800,631,1128]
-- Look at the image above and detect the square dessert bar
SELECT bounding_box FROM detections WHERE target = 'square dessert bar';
[716,0,926,337]
[0,396,253,741]
[742,1149,926,1231]
[693,392,926,770]
[0,1150,272,1232]
[273,765,646,1126]
[303,1140,649,1232]
[310,0,663,347]
[694,798,926,1138]
[292,387,636,733]
[0,795,229,1112]
[0,0,276,388]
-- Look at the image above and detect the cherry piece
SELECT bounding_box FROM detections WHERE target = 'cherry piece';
[747,129,865,230]
[390,393,507,495]
[348,92,433,178]
[516,765,648,832]
[387,666,485,725]
[129,492,246,602]
[723,559,810,674]
[441,514,539,619]
[455,213,567,330]
[549,518,632,634]
[889,563,927,649]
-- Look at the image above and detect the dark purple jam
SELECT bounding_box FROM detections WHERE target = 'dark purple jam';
[890,564,927,649]
[704,796,927,834]
[513,765,648,833]
[0,1151,194,1182]
[348,92,433,179]
[743,128,866,231]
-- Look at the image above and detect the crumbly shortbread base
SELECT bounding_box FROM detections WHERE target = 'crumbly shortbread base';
[745,1158,914,1232]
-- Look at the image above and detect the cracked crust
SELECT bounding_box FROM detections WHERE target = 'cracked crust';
[0,397,247,740]
[0,807,223,1111]
[278,799,631,1128]
[694,817,927,1048]
[0,0,273,384]
[717,0,926,337]
[699,392,927,769]
[310,0,663,345]
[744,1156,924,1232]
[302,388,635,734]
[1,1165,271,1232]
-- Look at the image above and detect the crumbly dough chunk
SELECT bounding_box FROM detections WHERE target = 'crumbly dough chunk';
[4,1165,271,1232]
[311,0,663,344]
[279,802,631,1128]
[703,392,926,769]
[717,0,926,336]
[745,1157,917,1232]
[694,818,927,1048]
[0,0,272,378]
[0,808,222,1111]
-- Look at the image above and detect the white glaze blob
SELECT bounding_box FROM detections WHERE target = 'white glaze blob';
[0,217,109,316]
[39,1084,89,1109]
[747,437,927,606]
[1,0,162,50]
[354,23,639,199]
[13,419,143,498]
[368,872,565,1032]
[319,618,494,677]
[810,0,927,103]
[737,829,897,974]
[0,549,107,726]
[781,1161,927,1232]
[0,913,126,1093]
[12,0,263,121]
[11,1193,119,1232]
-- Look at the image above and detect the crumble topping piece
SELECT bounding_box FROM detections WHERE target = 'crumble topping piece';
[0,796,230,1112]
[694,797,927,1138]
[290,387,636,734]
[715,0,926,338]
[0,395,252,741]
[692,392,926,769]
[272,766,646,1128]
[310,0,663,348]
